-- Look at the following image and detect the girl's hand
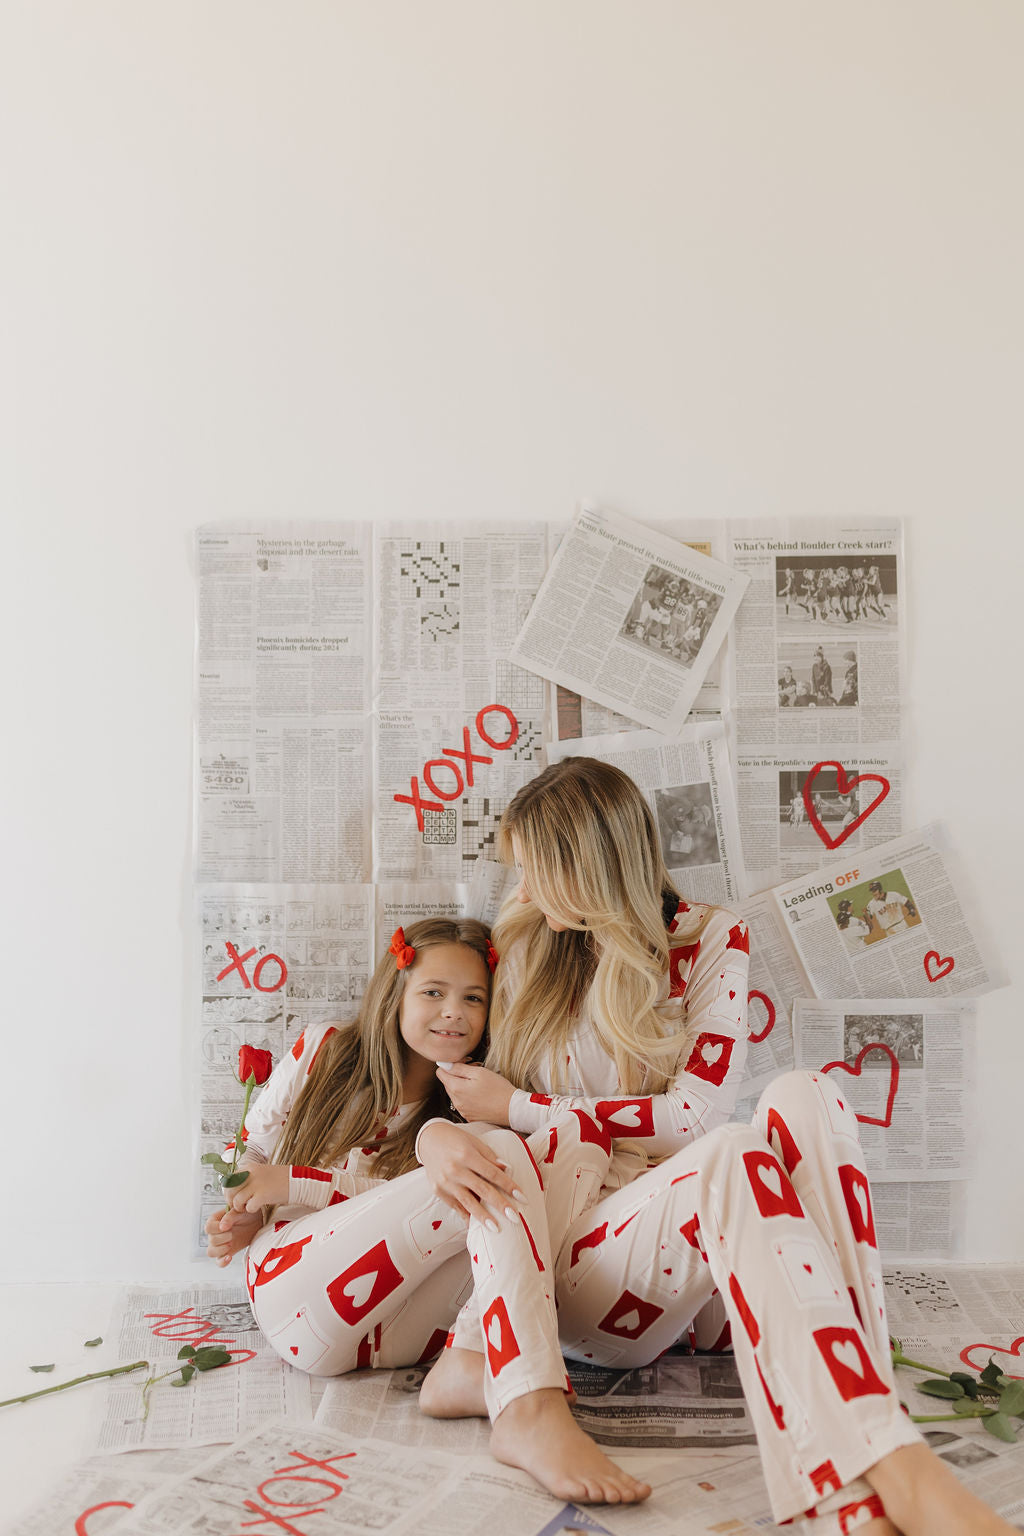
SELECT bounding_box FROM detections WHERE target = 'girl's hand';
[226,1161,291,1214]
[418,1121,523,1228]
[205,1207,263,1267]
[436,1062,515,1125]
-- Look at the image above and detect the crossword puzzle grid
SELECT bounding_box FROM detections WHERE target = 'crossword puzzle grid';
[420,604,460,642]
[399,541,462,600]
[462,796,503,863]
[495,659,546,714]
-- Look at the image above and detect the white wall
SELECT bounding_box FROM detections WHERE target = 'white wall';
[4,1,1022,1283]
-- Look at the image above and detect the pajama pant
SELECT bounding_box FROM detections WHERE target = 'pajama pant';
[451,1071,922,1532]
[243,1108,612,1384]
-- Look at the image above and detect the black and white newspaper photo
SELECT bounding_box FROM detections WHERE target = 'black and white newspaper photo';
[510,505,748,735]
[93,1287,312,1452]
[195,525,374,884]
[771,825,1007,1002]
[374,522,550,724]
[195,882,373,1251]
[736,745,902,896]
[727,522,903,749]
[548,722,745,907]
[792,998,976,1181]
[374,707,544,881]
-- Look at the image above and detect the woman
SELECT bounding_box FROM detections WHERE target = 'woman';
[419,758,1014,1536]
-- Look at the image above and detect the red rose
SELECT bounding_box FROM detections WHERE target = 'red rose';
[238,1045,273,1086]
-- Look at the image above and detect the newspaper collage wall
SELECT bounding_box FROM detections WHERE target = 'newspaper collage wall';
[192,507,1005,1260]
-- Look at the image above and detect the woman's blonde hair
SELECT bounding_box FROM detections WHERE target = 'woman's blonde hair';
[274,917,492,1181]
[489,758,699,1095]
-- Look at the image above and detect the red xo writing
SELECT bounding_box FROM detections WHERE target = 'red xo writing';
[216,941,288,993]
[237,1447,358,1534]
[143,1306,257,1365]
[394,704,519,831]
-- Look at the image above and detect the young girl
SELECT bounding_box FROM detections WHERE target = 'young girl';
[419,760,1015,1536]
[206,915,650,1506]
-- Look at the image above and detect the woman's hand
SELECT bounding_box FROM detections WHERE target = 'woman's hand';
[225,1162,291,1214]
[205,1207,263,1267]
[436,1062,515,1125]
[417,1121,523,1228]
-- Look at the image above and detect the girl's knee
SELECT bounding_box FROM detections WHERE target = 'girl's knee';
[755,1068,836,1129]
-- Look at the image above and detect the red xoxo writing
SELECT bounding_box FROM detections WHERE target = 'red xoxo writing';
[142,1306,257,1365]
[238,1447,358,1534]
[394,705,519,830]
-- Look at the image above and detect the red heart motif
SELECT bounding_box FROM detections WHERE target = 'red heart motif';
[821,1043,900,1128]
[958,1337,1024,1380]
[924,950,955,982]
[802,761,891,850]
[747,989,777,1045]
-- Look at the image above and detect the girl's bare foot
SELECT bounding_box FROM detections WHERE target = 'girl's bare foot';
[490,1387,651,1504]
[418,1347,488,1418]
[865,1443,1019,1535]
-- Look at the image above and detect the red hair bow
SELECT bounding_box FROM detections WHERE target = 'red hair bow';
[485,942,500,974]
[389,927,416,969]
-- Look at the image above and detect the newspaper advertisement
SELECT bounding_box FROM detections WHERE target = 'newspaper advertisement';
[93,1288,312,1453]
[510,505,749,735]
[8,1448,213,1536]
[793,998,977,1181]
[547,722,745,907]
[770,825,1006,1002]
[735,891,811,1097]
[195,525,373,884]
[196,883,373,1250]
[375,523,550,728]
[736,744,902,896]
[112,1419,567,1536]
[884,1265,1024,1518]
[374,707,543,882]
[727,521,903,749]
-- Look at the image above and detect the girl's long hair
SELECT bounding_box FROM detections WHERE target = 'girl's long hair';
[488,758,701,1094]
[274,917,492,1180]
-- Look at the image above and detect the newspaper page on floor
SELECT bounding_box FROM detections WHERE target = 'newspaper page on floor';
[793,998,976,1181]
[548,722,745,906]
[195,882,373,1252]
[510,505,748,735]
[91,1287,312,1453]
[195,524,374,884]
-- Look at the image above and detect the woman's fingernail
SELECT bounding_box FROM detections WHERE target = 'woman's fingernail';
[486,1219,499,1233]
[512,1188,526,1200]
[436,1061,450,1071]
[504,1206,518,1220]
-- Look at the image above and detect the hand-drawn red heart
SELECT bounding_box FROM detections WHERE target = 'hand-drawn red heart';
[923,950,955,982]
[958,1337,1024,1380]
[802,761,891,850]
[821,1042,900,1128]
[747,989,777,1044]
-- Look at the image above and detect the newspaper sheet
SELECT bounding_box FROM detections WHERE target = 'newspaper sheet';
[793,999,976,1181]
[7,1448,213,1536]
[547,723,746,907]
[374,880,470,935]
[112,1420,567,1536]
[93,1287,311,1453]
[196,883,373,1251]
[510,505,749,735]
[884,1265,1024,1518]
[727,521,904,749]
[872,1183,966,1261]
[374,707,544,881]
[770,825,1006,1002]
[735,891,811,1096]
[736,743,902,897]
[375,522,550,723]
[466,857,520,927]
[195,525,373,884]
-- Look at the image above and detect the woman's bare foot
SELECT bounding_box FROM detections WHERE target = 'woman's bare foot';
[490,1387,651,1504]
[865,1443,1019,1535]
[418,1347,488,1418]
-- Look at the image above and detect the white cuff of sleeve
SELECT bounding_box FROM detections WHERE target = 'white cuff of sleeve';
[414,1117,452,1165]
[507,1088,533,1134]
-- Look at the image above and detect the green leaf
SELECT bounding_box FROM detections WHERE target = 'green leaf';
[949,1372,979,1399]
[177,1345,197,1360]
[983,1411,1021,1443]
[918,1379,965,1399]
[173,1364,196,1386]
[221,1171,250,1189]
[998,1382,1024,1418]
[953,1398,982,1414]
[980,1358,1005,1388]
[29,1364,55,1373]
[201,1153,232,1174]
[192,1347,232,1371]
[83,1337,103,1348]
